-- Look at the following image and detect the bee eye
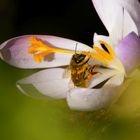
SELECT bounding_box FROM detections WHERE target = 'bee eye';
[76,57,85,63]
[72,54,86,64]
[76,60,80,63]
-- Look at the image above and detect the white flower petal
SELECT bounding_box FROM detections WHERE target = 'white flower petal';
[121,8,138,37]
[0,35,92,69]
[93,33,114,48]
[89,68,120,88]
[119,0,140,35]
[109,7,138,45]
[67,72,124,111]
[92,0,123,35]
[92,0,138,46]
[16,68,70,99]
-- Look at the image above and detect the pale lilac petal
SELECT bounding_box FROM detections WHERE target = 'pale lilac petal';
[115,32,140,74]
[16,68,70,99]
[0,35,92,69]
[67,73,124,111]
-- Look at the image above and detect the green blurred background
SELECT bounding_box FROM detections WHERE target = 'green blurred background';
[1,0,140,140]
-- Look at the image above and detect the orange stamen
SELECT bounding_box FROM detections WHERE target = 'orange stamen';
[83,52,108,64]
[33,51,49,63]
[99,40,116,58]
[28,36,77,63]
[93,45,113,61]
[28,36,116,64]
[29,36,75,54]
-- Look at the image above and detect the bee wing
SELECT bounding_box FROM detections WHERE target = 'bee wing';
[16,68,70,99]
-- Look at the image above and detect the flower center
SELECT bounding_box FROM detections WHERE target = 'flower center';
[28,36,116,64]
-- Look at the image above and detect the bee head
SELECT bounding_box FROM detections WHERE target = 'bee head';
[73,43,86,64]
[72,54,86,64]
[70,43,90,67]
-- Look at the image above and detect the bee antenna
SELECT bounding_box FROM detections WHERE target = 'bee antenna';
[75,43,78,54]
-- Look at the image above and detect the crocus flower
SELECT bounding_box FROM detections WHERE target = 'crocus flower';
[0,0,140,111]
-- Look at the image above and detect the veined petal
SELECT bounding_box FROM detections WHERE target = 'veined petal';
[120,8,138,37]
[16,68,70,99]
[0,35,92,69]
[115,32,140,75]
[92,0,138,46]
[119,0,140,35]
[67,72,124,111]
[92,0,123,36]
[109,7,138,45]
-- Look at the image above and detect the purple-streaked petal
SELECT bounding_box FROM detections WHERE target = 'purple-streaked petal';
[67,73,124,111]
[115,32,140,75]
[16,68,70,99]
[0,35,92,69]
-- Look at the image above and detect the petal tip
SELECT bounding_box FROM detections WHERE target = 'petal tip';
[116,32,140,74]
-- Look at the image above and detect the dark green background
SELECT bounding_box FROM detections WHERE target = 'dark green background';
[1,0,140,140]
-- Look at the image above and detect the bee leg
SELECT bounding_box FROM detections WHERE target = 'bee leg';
[63,66,71,78]
[86,69,101,81]
[88,64,102,75]
[88,64,99,72]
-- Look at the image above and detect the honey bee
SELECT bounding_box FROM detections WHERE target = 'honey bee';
[69,44,100,88]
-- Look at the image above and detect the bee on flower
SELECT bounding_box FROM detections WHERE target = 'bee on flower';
[0,0,140,111]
